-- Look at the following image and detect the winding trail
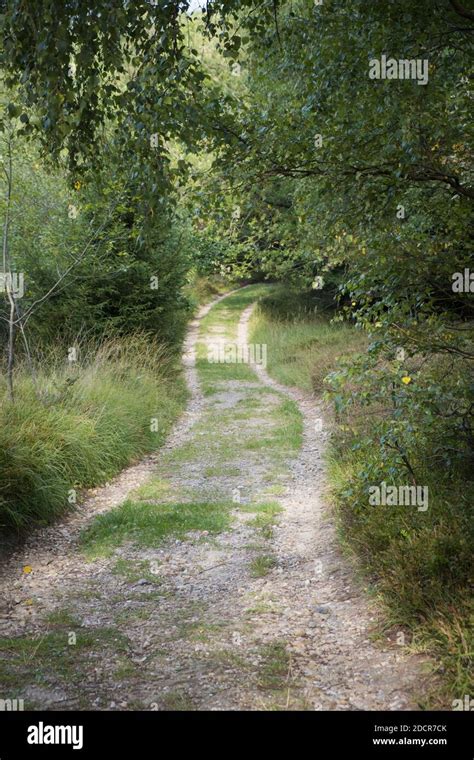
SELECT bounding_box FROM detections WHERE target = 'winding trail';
[0,288,427,711]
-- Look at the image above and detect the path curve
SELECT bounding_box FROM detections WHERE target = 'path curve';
[238,303,427,709]
[0,290,428,711]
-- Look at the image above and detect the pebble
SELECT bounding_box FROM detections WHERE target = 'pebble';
[0,296,425,712]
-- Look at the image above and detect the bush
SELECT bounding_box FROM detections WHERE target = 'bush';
[0,335,187,532]
[327,344,474,699]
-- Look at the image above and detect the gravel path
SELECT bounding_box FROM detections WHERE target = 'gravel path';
[0,291,428,711]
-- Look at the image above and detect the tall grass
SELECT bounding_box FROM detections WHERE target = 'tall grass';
[183,273,233,307]
[249,286,473,704]
[327,381,474,704]
[0,334,187,532]
[250,286,367,391]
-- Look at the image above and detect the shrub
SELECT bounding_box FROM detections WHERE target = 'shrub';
[0,334,187,532]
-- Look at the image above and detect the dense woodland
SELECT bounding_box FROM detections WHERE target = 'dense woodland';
[0,0,472,704]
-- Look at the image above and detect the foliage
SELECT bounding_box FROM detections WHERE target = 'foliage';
[252,284,473,701]
[0,0,472,699]
[0,335,186,532]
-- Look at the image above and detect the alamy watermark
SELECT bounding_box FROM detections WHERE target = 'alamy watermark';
[0,271,24,298]
[207,342,267,369]
[27,722,83,750]
[369,55,429,86]
[0,697,24,711]
[452,695,473,711]
[452,268,473,293]
[312,276,324,290]
[369,482,429,512]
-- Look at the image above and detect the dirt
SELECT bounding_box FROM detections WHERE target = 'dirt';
[0,291,430,711]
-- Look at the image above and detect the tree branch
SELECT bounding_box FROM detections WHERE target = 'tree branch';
[449,0,474,22]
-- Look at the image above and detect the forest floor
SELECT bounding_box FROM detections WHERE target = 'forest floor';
[0,286,431,710]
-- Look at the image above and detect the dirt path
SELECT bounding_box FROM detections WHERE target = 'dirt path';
[0,288,427,711]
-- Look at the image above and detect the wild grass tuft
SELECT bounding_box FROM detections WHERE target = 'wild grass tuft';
[0,334,187,532]
[80,499,233,558]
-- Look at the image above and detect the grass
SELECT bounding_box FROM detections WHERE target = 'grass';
[204,464,241,477]
[257,642,291,691]
[179,620,226,643]
[196,284,270,393]
[82,287,292,584]
[112,558,162,585]
[250,554,277,577]
[0,613,129,698]
[245,599,279,616]
[114,657,139,681]
[184,274,234,307]
[240,501,283,539]
[245,398,302,453]
[209,648,251,671]
[249,285,473,705]
[0,334,187,533]
[249,287,367,392]
[160,690,196,711]
[81,500,233,558]
[329,448,474,702]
